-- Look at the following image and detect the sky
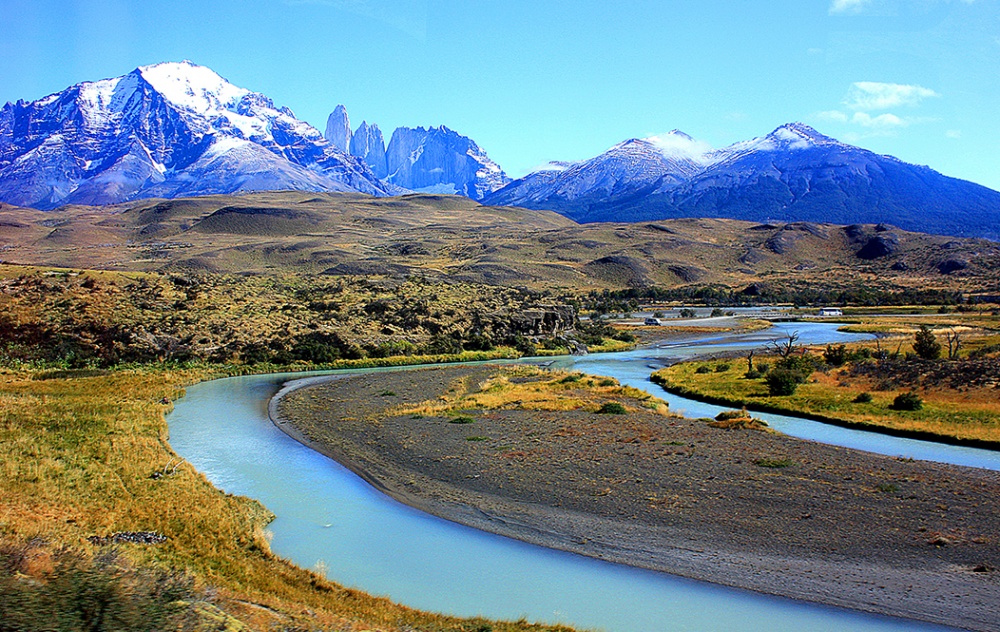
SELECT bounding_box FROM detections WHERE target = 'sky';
[2,0,999,190]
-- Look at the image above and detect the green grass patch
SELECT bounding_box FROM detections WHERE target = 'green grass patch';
[755,458,795,468]
[596,402,628,415]
[651,356,1000,446]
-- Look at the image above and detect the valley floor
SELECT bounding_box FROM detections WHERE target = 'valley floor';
[273,364,1000,632]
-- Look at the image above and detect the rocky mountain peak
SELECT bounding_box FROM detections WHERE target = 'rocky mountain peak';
[324,104,351,152]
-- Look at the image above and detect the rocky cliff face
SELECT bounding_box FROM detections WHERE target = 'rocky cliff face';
[325,105,511,201]
[0,62,394,209]
[350,121,388,179]
[384,125,510,200]
[324,104,351,152]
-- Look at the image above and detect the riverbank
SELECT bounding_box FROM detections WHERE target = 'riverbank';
[273,363,1000,632]
[0,365,576,632]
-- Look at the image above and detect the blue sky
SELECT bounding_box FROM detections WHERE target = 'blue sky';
[2,0,998,190]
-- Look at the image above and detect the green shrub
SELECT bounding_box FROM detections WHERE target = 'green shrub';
[449,415,476,424]
[766,368,800,396]
[744,369,763,379]
[695,365,712,374]
[913,325,941,360]
[756,362,770,374]
[853,391,873,403]
[596,402,628,415]
[715,363,731,372]
[891,391,923,411]
[824,344,849,367]
[598,378,617,387]
[755,458,794,468]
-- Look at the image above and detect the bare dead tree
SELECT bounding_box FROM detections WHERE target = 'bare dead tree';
[946,328,962,360]
[768,331,800,358]
[746,348,755,373]
[874,337,887,361]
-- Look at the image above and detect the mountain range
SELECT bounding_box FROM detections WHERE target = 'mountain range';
[0,61,396,209]
[485,124,1000,239]
[1,61,997,239]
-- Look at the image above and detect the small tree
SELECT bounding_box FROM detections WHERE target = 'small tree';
[913,325,941,360]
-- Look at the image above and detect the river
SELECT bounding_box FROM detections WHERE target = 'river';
[167,322,990,631]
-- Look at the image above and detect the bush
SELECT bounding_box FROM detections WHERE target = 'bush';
[756,362,771,374]
[913,325,941,360]
[695,365,712,374]
[766,368,800,396]
[824,344,849,367]
[715,363,731,372]
[853,391,873,403]
[596,402,628,415]
[449,415,476,424]
[744,369,763,379]
[891,391,923,411]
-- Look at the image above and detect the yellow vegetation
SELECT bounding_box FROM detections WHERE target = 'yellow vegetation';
[0,366,574,631]
[395,365,671,418]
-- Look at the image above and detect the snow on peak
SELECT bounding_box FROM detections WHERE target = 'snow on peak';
[768,122,838,150]
[529,161,578,174]
[137,61,249,115]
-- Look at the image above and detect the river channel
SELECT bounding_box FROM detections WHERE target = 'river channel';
[167,322,993,631]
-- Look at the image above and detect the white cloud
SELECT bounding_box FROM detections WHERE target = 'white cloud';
[845,81,939,111]
[832,0,976,14]
[817,110,849,123]
[829,0,872,14]
[851,112,907,129]
[645,132,715,163]
[946,129,962,138]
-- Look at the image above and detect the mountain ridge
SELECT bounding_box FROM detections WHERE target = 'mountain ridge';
[486,123,1000,239]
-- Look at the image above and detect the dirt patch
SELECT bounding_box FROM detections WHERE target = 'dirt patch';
[272,364,1000,632]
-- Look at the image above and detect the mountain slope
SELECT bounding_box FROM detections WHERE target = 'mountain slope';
[0,62,394,209]
[486,123,1000,239]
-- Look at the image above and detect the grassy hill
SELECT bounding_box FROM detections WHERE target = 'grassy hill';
[1,192,997,294]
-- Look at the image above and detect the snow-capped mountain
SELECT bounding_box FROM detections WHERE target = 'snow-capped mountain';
[0,61,394,209]
[324,104,509,201]
[485,123,1000,239]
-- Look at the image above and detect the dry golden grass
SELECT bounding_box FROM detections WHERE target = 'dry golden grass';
[395,366,671,418]
[0,366,575,631]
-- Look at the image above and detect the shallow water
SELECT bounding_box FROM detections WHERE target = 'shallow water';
[167,322,982,631]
